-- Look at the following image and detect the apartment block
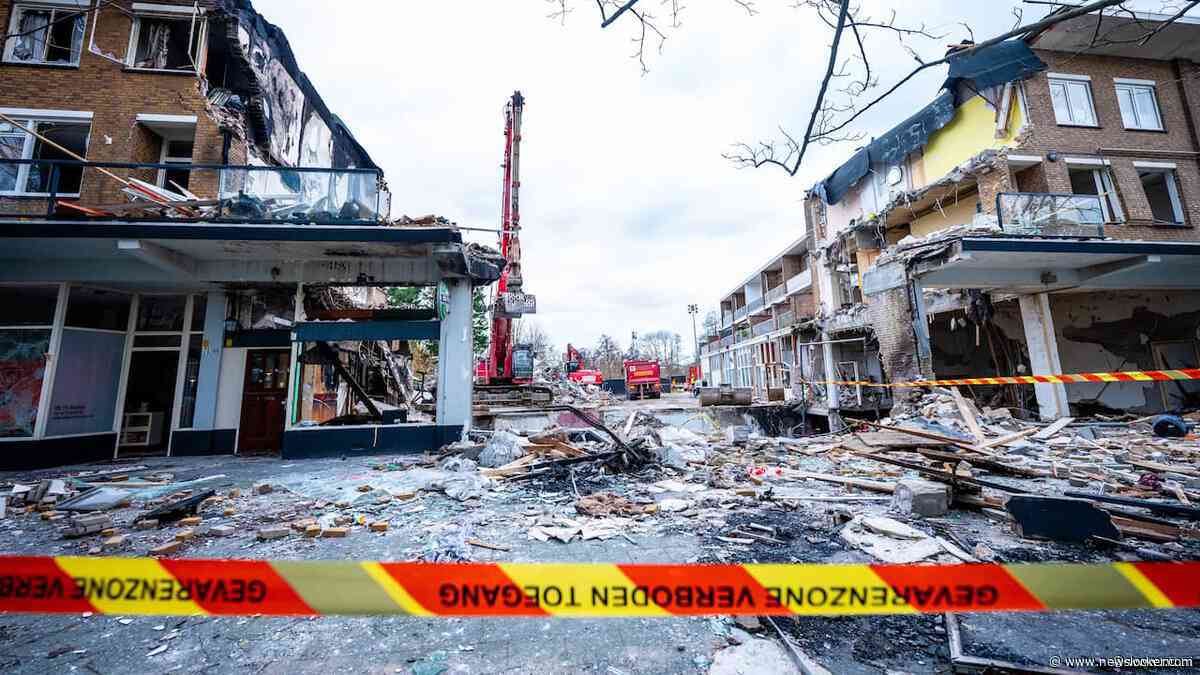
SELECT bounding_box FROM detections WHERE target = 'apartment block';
[708,9,1200,424]
[0,0,493,469]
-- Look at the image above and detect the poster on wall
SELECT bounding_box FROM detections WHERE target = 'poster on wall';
[44,329,125,437]
[0,329,50,438]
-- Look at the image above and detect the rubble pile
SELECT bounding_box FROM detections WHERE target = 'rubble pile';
[2,389,1198,671]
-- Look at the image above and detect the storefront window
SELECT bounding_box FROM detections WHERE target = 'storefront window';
[0,329,51,437]
[65,287,130,331]
[0,285,58,326]
[45,329,124,437]
[136,295,187,332]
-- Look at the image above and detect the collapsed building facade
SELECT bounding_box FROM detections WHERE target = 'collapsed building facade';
[704,9,1200,424]
[0,0,497,468]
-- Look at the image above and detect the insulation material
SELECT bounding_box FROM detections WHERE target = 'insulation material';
[248,36,304,166]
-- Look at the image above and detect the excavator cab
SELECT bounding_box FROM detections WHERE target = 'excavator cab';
[510,343,534,381]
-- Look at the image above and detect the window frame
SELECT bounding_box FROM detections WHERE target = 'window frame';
[156,138,194,190]
[1135,163,1186,225]
[124,8,207,74]
[0,109,92,197]
[2,2,87,68]
[1066,161,1124,223]
[1047,73,1099,127]
[1114,79,1164,131]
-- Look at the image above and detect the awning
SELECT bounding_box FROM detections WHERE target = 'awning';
[913,237,1200,293]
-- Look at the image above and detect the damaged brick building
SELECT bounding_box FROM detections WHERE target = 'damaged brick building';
[0,0,497,468]
[705,8,1200,424]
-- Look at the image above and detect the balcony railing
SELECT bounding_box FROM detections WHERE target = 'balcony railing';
[777,309,795,328]
[786,271,812,294]
[751,318,776,337]
[0,158,389,224]
[721,312,733,327]
[766,284,786,304]
[720,335,734,348]
[734,306,748,322]
[746,296,765,315]
[996,192,1106,238]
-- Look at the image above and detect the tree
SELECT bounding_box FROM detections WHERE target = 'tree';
[387,284,491,358]
[512,319,552,362]
[703,310,719,337]
[562,0,1191,174]
[594,333,625,378]
[641,329,684,370]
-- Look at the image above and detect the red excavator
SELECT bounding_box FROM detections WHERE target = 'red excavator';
[474,92,551,406]
[564,344,604,386]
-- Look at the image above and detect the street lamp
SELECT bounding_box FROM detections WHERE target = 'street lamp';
[687,303,700,380]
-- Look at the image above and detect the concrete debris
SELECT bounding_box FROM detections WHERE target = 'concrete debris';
[840,515,945,563]
[890,480,951,518]
[709,639,801,675]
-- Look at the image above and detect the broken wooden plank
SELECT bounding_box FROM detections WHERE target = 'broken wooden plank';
[466,538,511,552]
[1063,490,1200,519]
[1125,458,1200,477]
[950,387,985,444]
[855,419,978,452]
[977,427,1040,450]
[1032,417,1075,440]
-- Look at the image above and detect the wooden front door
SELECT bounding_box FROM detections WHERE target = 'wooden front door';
[238,349,290,453]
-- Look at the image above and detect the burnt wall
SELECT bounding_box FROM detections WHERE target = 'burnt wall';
[1054,290,1200,413]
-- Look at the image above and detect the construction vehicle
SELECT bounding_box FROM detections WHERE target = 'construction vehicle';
[623,359,662,400]
[564,344,604,386]
[474,91,550,407]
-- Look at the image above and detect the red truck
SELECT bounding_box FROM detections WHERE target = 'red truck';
[623,359,662,400]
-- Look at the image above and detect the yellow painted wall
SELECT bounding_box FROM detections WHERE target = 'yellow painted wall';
[921,93,1024,185]
[909,195,981,237]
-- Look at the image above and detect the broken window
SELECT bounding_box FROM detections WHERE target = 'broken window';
[1048,76,1096,126]
[0,118,90,195]
[3,5,84,66]
[128,15,205,71]
[0,284,58,439]
[158,140,194,191]
[1068,167,1123,223]
[1139,169,1185,224]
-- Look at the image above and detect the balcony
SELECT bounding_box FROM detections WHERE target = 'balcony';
[765,284,786,304]
[751,318,776,337]
[746,296,766,315]
[786,271,812,295]
[996,192,1106,238]
[721,312,733,328]
[776,309,795,328]
[0,158,389,224]
[734,306,748,322]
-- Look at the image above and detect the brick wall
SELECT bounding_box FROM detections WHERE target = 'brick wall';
[0,0,228,210]
[1016,50,1200,241]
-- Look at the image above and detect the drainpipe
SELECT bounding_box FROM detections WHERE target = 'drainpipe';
[1172,60,1200,153]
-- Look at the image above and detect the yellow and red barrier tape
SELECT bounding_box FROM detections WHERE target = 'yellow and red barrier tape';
[1,557,1196,617]
[802,368,1200,388]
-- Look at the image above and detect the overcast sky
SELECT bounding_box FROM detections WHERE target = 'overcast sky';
[255,0,1075,359]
